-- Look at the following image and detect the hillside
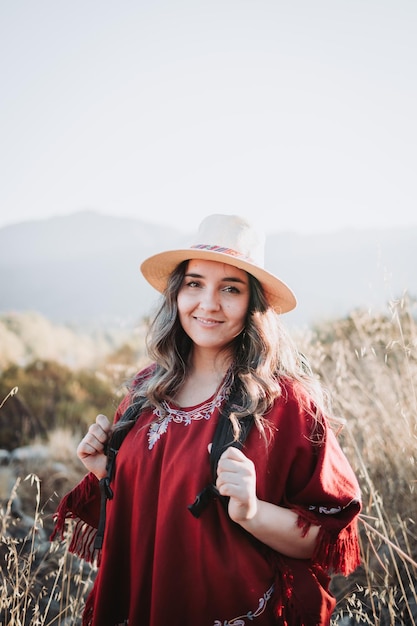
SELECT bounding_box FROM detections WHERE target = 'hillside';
[0,210,415,329]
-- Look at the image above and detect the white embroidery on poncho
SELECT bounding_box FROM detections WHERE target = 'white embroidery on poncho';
[147,379,231,450]
[213,584,274,625]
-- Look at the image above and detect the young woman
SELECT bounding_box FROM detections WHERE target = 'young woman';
[51,214,361,626]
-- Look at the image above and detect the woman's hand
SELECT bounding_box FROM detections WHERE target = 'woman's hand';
[216,446,258,523]
[77,414,112,480]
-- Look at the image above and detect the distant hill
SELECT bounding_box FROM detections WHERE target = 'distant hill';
[0,210,415,329]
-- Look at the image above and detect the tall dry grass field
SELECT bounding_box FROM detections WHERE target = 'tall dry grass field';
[299,296,417,624]
[1,297,416,625]
[0,431,96,625]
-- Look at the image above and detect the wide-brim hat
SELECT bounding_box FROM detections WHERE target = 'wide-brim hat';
[140,214,297,314]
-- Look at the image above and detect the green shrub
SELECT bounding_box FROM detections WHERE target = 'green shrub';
[0,360,118,450]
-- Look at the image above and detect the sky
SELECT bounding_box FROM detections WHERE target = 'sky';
[1,0,416,236]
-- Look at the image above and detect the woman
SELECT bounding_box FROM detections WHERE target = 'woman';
[51,214,361,626]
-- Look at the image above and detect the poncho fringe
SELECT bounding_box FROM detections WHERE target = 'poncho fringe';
[296,511,361,576]
[50,474,101,566]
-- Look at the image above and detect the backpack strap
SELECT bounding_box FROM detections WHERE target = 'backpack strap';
[188,389,254,518]
[94,398,146,550]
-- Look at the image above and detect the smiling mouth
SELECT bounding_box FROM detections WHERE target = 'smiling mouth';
[195,317,223,326]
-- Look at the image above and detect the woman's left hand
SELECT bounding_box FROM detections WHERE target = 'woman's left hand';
[216,446,258,523]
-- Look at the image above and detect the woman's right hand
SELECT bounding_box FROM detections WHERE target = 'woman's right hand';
[77,413,112,479]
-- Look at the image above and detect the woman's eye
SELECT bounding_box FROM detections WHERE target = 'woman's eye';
[223,285,240,294]
[186,280,200,288]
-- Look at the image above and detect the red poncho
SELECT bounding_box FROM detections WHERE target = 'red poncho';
[51,374,361,626]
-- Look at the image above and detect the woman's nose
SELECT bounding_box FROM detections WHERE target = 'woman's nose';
[199,287,220,310]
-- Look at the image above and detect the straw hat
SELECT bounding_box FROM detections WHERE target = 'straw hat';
[140,214,297,314]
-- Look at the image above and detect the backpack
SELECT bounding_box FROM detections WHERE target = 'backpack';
[94,384,254,550]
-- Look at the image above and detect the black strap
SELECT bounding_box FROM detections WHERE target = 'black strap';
[93,398,146,550]
[209,408,254,478]
[188,392,254,518]
[95,449,117,549]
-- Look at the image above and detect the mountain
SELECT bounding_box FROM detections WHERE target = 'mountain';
[0,211,185,328]
[0,210,415,329]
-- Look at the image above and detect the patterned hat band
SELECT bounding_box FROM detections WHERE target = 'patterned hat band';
[190,243,254,263]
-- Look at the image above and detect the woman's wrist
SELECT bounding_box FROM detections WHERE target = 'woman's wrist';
[237,499,320,559]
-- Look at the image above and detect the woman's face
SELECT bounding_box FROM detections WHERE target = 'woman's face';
[177,259,250,354]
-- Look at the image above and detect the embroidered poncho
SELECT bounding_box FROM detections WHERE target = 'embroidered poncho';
[51,373,361,626]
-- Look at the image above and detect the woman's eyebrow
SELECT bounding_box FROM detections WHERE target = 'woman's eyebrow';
[220,276,247,284]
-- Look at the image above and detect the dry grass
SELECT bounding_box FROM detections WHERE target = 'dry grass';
[0,474,95,626]
[1,296,417,624]
[299,295,417,624]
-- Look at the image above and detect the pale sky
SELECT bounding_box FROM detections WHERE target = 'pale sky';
[1,0,416,235]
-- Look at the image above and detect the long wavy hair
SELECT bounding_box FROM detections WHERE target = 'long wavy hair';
[125,260,335,440]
